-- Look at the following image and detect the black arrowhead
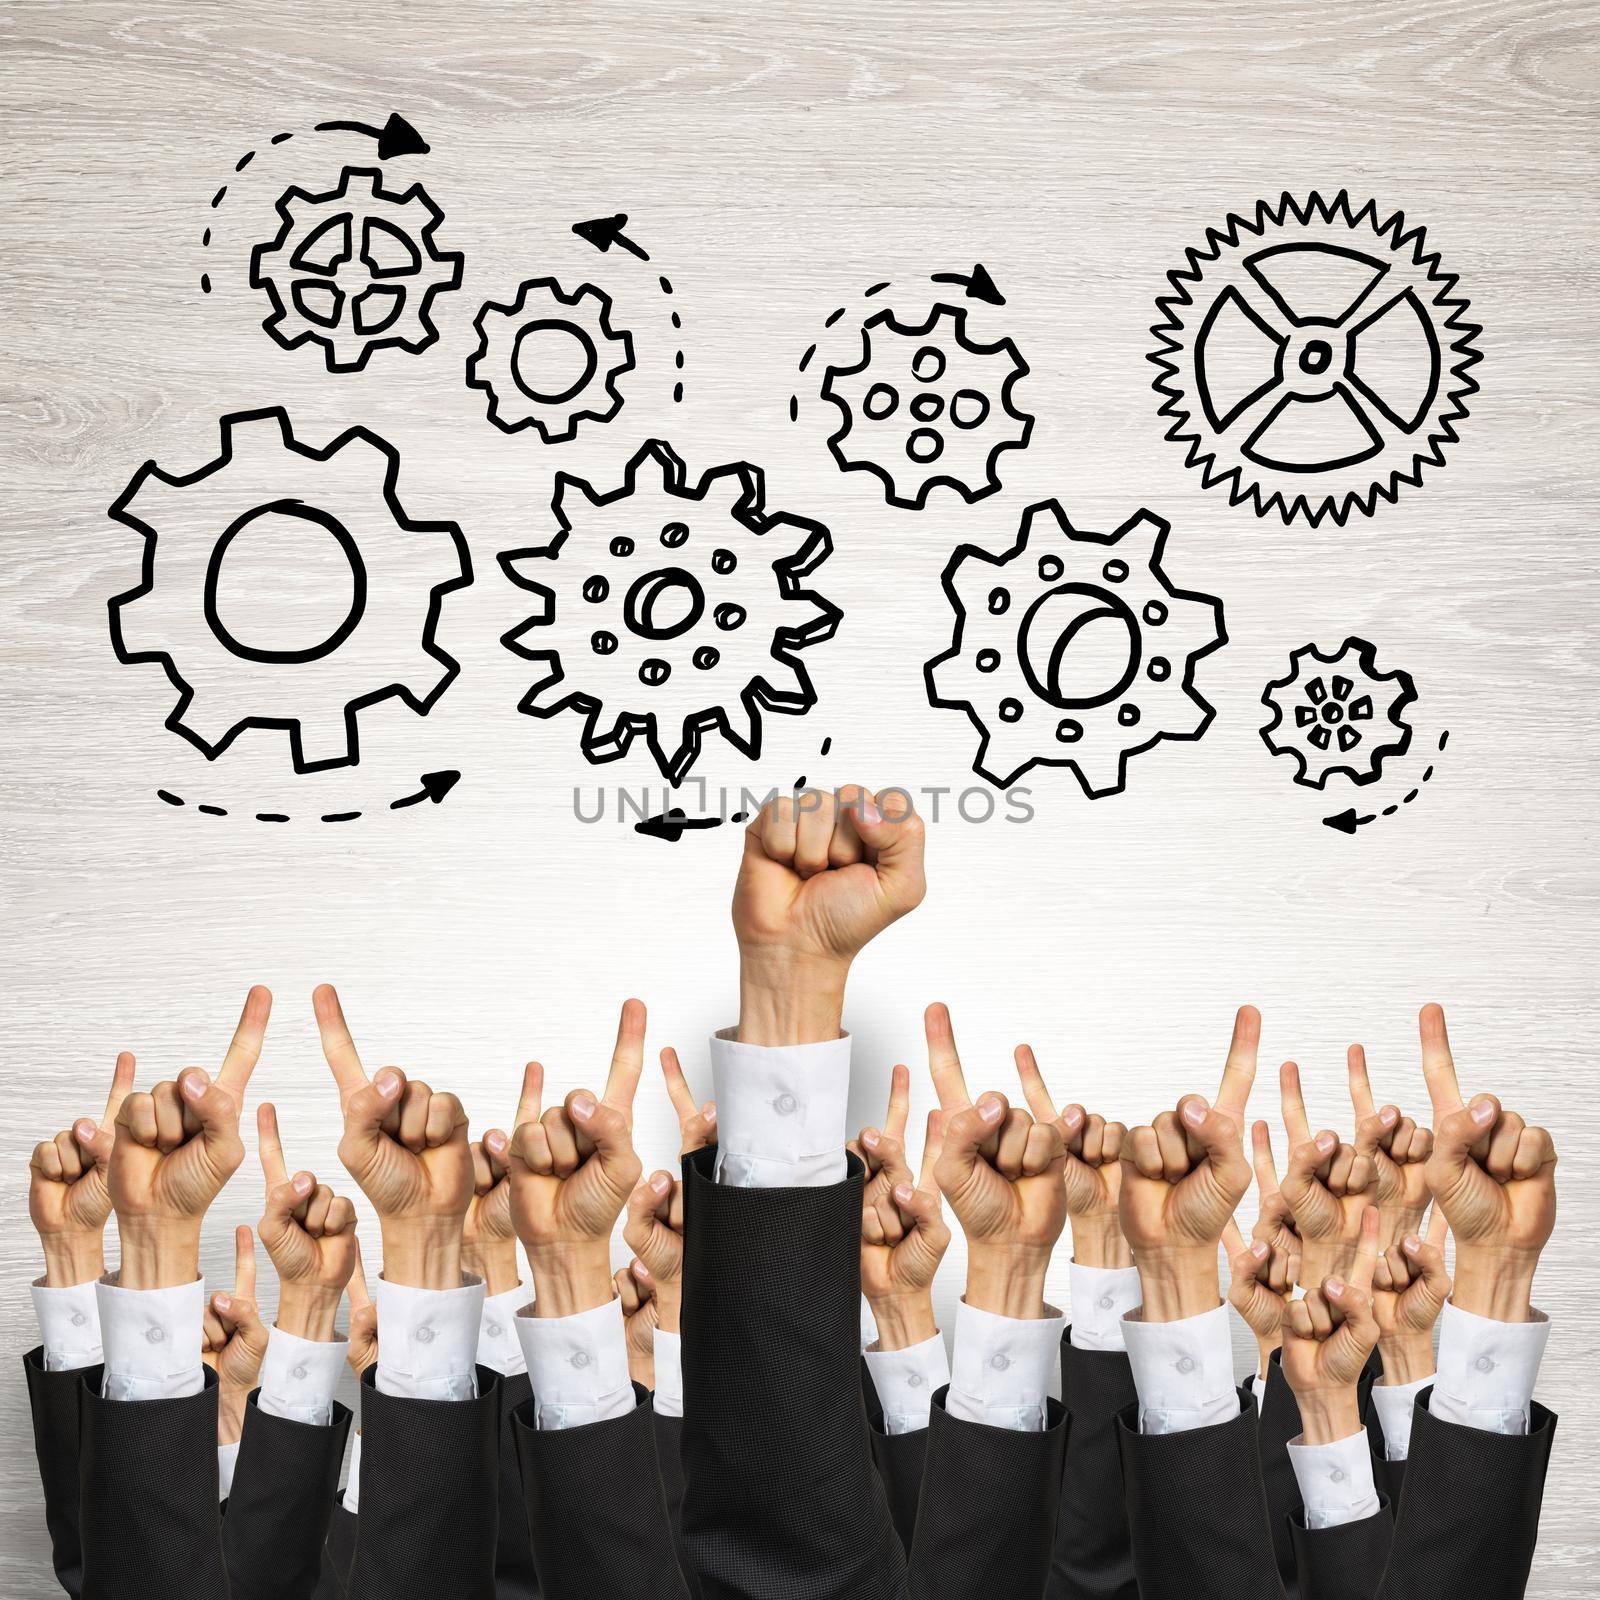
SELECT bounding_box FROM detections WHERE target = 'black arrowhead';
[573,213,629,252]
[962,262,1005,305]
[1322,809,1361,835]
[421,769,461,803]
[377,113,430,159]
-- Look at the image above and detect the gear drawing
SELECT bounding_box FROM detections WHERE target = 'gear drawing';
[925,502,1226,795]
[497,440,841,784]
[821,303,1032,509]
[1260,637,1415,788]
[465,277,634,441]
[250,167,464,372]
[108,407,472,772]
[1149,191,1481,526]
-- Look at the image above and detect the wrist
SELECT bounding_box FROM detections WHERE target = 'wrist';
[117,1219,202,1291]
[867,1290,939,1350]
[529,1242,615,1318]
[653,1281,682,1335]
[379,1219,464,1291]
[1070,1215,1133,1271]
[1255,1333,1283,1379]
[462,1240,522,1299]
[276,1285,342,1343]
[737,952,848,1045]
[41,1234,106,1288]
[1377,1334,1436,1386]
[217,1385,249,1448]
[1295,1390,1364,1447]
[1451,1247,1537,1323]
[1133,1245,1220,1323]
[965,1247,1050,1320]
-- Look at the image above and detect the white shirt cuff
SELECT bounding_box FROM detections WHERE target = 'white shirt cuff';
[1371,1373,1431,1460]
[1289,1428,1383,1529]
[865,1332,950,1435]
[710,1028,850,1187]
[477,1284,531,1377]
[258,1326,346,1426]
[515,1295,635,1431]
[1432,1301,1549,1435]
[373,1274,484,1401]
[1123,1302,1241,1435]
[947,1298,1064,1432]
[343,1430,362,1514]
[32,1278,103,1371]
[1069,1263,1141,1352]
[217,1441,239,1504]
[97,1274,205,1401]
[654,1328,684,1418]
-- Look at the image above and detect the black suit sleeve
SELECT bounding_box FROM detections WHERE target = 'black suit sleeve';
[25,1348,87,1598]
[513,1382,690,1599]
[1047,1334,1138,1600]
[491,1370,541,1600]
[1115,1386,1284,1600]
[907,1386,1068,1599]
[345,1365,501,1600]
[1288,1498,1395,1600]
[860,1352,926,1555]
[677,1144,904,1599]
[1254,1351,1304,1596]
[221,1391,352,1600]
[77,1365,231,1600]
[311,1502,357,1600]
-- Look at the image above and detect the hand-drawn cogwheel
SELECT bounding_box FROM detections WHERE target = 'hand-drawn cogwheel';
[822,303,1032,509]
[465,277,634,442]
[925,501,1226,794]
[250,167,464,372]
[1149,191,1481,526]
[107,407,472,772]
[497,440,841,784]
[1260,637,1415,788]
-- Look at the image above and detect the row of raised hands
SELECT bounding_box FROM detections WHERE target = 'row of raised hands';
[23,784,1559,1600]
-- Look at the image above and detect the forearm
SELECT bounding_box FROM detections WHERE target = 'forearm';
[528,1242,613,1317]
[1132,1245,1220,1322]
[1450,1246,1536,1323]
[1071,1213,1133,1271]
[461,1239,521,1299]
[276,1285,342,1343]
[736,952,847,1045]
[867,1290,939,1350]
[116,1218,202,1290]
[379,1218,463,1292]
[40,1232,105,1288]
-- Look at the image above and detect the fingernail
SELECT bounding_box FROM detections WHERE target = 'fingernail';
[1063,1105,1084,1130]
[631,1259,651,1281]
[213,1293,231,1312]
[978,1094,1004,1124]
[650,1172,671,1196]
[1326,1277,1345,1296]
[292,1174,313,1196]
[1316,1132,1337,1155]
[859,796,882,825]
[570,1091,596,1119]
[1402,1234,1421,1254]
[181,1071,209,1101]
[862,1127,880,1149]
[893,1183,915,1205]
[375,1070,401,1100]
[75,1119,97,1143]
[485,1130,507,1154]
[1380,1107,1399,1126]
[1470,1099,1495,1126]
[1181,1099,1207,1129]
[1251,1241,1269,1259]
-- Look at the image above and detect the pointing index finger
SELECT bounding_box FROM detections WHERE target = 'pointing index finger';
[102,1052,137,1132]
[257,1102,288,1188]
[1350,1206,1380,1293]
[314,985,368,1101]
[515,1060,544,1131]
[1252,1121,1282,1196]
[1347,1044,1376,1120]
[884,1063,911,1142]
[234,1225,256,1300]
[1013,1043,1062,1128]
[218,986,272,1101]
[1418,1004,1464,1118]
[1280,1060,1312,1148]
[924,1003,971,1111]
[602,999,646,1116]
[1215,1006,1260,1121]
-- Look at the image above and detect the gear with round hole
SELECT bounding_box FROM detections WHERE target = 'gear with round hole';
[1260,637,1416,788]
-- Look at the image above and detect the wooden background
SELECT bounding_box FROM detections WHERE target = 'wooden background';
[2,1,1596,1591]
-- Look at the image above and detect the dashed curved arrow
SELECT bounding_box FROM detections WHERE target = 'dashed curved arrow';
[1323,732,1449,833]
[156,769,460,824]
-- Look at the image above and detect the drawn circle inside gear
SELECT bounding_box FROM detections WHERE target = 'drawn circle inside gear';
[1056,719,1083,742]
[714,602,746,631]
[693,646,720,670]
[950,390,990,430]
[203,501,367,665]
[864,384,899,420]
[511,319,600,406]
[907,428,944,463]
[711,549,737,575]
[987,587,1010,615]
[660,523,691,549]
[610,537,635,558]
[1019,584,1141,711]
[1281,322,1347,398]
[640,658,671,686]
[592,630,618,655]
[913,346,946,383]
[911,394,945,422]
[583,576,610,604]
[624,568,706,642]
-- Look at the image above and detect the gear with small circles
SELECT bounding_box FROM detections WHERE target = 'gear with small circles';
[925,501,1226,795]
[497,440,841,783]
[1260,636,1415,788]
[821,303,1032,508]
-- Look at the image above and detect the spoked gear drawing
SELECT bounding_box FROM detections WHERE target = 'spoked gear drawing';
[108,408,472,772]
[926,502,1226,794]
[1149,191,1481,526]
[822,303,1032,509]
[1260,637,1415,788]
[250,167,464,371]
[498,440,841,784]
[466,277,635,441]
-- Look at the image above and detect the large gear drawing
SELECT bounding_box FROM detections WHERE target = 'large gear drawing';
[108,407,472,772]
[1149,191,1481,526]
[497,440,841,784]
[250,167,464,372]
[1260,637,1415,788]
[925,502,1226,795]
[822,303,1032,509]
[465,277,634,441]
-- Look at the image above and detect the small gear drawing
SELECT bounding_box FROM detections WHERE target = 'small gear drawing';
[498,440,841,783]
[108,407,472,772]
[822,303,1032,509]
[250,167,464,372]
[1149,191,1481,526]
[926,502,1226,795]
[1260,637,1416,788]
[465,277,634,442]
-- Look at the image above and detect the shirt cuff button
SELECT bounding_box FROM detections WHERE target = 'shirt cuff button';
[571,1350,591,1369]
[989,1353,1010,1371]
